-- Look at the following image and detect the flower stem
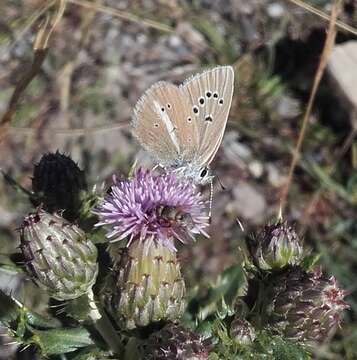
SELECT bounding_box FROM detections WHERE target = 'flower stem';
[87,289,122,354]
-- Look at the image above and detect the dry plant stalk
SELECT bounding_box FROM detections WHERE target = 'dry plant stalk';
[68,0,174,33]
[286,0,357,37]
[0,0,67,144]
[279,0,342,214]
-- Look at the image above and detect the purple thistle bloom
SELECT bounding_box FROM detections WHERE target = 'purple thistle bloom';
[94,168,209,250]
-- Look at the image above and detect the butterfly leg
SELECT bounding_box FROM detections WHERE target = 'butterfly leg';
[208,179,214,219]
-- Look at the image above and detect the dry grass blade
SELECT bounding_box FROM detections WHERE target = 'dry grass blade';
[0,0,67,144]
[68,0,174,33]
[34,0,66,50]
[0,0,56,58]
[279,0,342,215]
[8,121,130,137]
[286,0,357,37]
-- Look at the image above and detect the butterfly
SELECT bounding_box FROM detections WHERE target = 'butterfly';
[131,66,234,185]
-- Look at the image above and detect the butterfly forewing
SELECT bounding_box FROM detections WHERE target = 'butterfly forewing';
[180,66,234,166]
[132,82,200,165]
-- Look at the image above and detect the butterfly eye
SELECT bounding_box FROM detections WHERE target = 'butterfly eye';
[213,92,218,99]
[200,168,208,178]
[206,91,212,98]
[199,97,205,105]
[193,106,199,114]
[219,99,224,105]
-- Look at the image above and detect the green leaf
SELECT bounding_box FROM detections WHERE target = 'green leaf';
[25,311,61,329]
[195,265,247,320]
[210,327,311,360]
[301,254,321,272]
[31,327,94,356]
[0,289,60,330]
[0,289,20,325]
[64,294,92,321]
[71,346,113,360]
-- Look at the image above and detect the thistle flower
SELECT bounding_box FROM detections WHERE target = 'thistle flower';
[261,267,349,343]
[32,151,87,220]
[96,168,208,329]
[94,168,209,251]
[247,221,303,271]
[230,318,256,345]
[20,210,98,301]
[143,323,209,360]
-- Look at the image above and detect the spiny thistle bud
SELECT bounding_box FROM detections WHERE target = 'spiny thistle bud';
[230,318,256,345]
[143,323,209,360]
[95,168,209,329]
[106,240,186,329]
[32,151,87,220]
[247,221,303,271]
[261,267,349,343]
[20,210,98,301]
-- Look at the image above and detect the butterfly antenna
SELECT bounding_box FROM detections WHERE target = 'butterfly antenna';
[208,179,214,219]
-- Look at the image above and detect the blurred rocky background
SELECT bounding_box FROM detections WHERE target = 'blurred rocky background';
[0,0,356,358]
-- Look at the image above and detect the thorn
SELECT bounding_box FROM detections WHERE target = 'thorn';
[277,205,283,222]
[20,343,31,352]
[235,218,245,232]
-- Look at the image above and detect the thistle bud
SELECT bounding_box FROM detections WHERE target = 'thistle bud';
[143,323,209,360]
[107,240,186,329]
[247,222,303,271]
[20,210,98,301]
[230,318,256,345]
[261,267,349,343]
[32,151,87,220]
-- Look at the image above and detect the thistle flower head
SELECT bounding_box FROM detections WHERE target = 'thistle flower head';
[31,151,87,220]
[230,318,256,345]
[261,266,349,343]
[247,221,303,271]
[20,209,98,301]
[143,323,210,360]
[94,168,209,250]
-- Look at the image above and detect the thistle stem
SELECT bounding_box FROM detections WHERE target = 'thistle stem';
[87,289,122,355]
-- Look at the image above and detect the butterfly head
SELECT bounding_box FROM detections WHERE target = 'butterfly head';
[173,164,213,185]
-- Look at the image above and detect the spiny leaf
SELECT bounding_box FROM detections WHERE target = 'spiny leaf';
[30,327,94,356]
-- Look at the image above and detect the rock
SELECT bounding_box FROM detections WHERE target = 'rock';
[328,41,357,129]
[267,3,285,18]
[248,160,264,178]
[266,163,285,187]
[228,181,267,223]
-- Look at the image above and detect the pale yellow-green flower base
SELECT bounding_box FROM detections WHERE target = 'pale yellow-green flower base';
[108,239,186,329]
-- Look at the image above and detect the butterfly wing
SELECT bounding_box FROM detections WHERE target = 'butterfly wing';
[180,66,234,166]
[132,81,200,165]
